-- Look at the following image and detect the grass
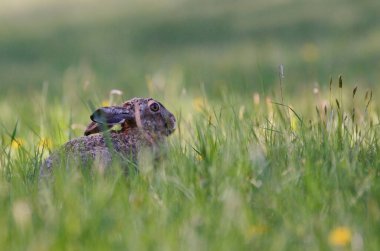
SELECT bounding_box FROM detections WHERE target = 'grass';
[1,0,380,250]
[1,76,379,250]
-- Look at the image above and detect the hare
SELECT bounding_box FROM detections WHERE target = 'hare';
[40,97,176,177]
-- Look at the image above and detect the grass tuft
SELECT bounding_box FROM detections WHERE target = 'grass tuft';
[2,80,378,250]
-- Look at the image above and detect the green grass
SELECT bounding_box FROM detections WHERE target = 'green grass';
[1,0,380,250]
[1,77,380,250]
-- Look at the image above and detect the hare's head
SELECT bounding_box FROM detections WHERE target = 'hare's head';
[84,98,176,137]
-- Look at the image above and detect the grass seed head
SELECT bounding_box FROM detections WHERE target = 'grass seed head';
[353,86,357,98]
[329,77,332,91]
[336,99,340,109]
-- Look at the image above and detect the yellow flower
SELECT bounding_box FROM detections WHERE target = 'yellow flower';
[11,138,24,150]
[193,97,206,112]
[329,227,352,247]
[196,154,203,161]
[245,225,268,239]
[38,138,52,150]
[101,100,110,107]
[290,108,299,131]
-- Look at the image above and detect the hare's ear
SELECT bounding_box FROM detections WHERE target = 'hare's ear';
[84,121,99,136]
[90,106,134,125]
[84,121,113,136]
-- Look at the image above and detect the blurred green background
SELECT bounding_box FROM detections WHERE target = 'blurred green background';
[1,0,380,100]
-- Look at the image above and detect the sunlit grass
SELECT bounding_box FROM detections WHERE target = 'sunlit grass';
[0,75,379,250]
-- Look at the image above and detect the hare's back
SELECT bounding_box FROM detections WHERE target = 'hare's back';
[40,133,137,177]
[64,133,137,154]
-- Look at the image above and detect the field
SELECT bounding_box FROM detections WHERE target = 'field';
[1,0,380,250]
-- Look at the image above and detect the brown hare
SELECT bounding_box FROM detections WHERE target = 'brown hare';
[40,97,176,177]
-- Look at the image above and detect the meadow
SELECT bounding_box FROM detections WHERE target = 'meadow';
[1,0,380,250]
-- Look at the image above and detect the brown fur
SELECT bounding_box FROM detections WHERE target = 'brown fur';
[40,97,176,177]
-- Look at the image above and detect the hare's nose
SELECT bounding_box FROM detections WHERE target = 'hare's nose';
[170,114,176,129]
[165,114,176,134]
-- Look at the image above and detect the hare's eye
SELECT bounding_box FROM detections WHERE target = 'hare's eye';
[149,102,160,112]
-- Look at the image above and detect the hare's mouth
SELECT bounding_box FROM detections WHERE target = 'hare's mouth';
[165,122,176,135]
